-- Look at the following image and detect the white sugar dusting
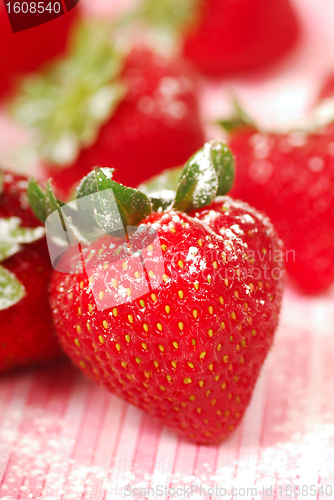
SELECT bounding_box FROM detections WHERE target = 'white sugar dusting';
[186,246,200,274]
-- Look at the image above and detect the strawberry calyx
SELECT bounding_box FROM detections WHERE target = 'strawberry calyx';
[0,169,46,311]
[75,168,153,231]
[140,140,235,213]
[0,218,45,263]
[27,179,65,225]
[173,140,234,212]
[0,216,44,312]
[219,97,334,136]
[116,0,199,44]
[12,22,126,167]
[218,98,258,135]
[28,140,235,251]
[139,0,199,34]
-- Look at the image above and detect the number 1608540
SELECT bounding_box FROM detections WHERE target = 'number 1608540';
[5,2,61,14]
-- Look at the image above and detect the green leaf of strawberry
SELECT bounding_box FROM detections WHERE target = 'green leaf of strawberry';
[28,178,65,224]
[173,140,235,212]
[78,168,152,231]
[218,98,257,134]
[45,182,65,219]
[27,178,48,223]
[0,242,19,264]
[28,178,91,250]
[140,141,235,213]
[209,141,235,196]
[0,217,45,310]
[0,217,45,262]
[76,167,114,200]
[148,190,176,212]
[173,152,218,212]
[29,141,234,245]
[0,265,26,311]
[139,0,198,32]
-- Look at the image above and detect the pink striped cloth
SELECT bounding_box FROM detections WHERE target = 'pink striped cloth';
[1,288,334,499]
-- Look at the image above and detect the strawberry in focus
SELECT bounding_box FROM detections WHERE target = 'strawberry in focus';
[227,121,334,294]
[14,24,205,199]
[0,170,61,373]
[29,141,285,443]
[0,3,78,99]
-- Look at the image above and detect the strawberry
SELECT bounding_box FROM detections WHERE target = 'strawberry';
[29,140,285,443]
[13,23,205,199]
[0,170,61,373]
[222,112,334,294]
[0,2,78,99]
[140,0,299,76]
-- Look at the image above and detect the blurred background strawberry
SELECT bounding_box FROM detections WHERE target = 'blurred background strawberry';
[183,0,300,75]
[139,0,300,75]
[0,170,61,372]
[11,23,205,198]
[0,2,79,99]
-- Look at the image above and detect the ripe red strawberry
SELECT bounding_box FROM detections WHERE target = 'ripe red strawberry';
[0,3,78,99]
[226,119,334,294]
[0,170,61,373]
[182,0,299,75]
[30,141,285,443]
[14,24,205,199]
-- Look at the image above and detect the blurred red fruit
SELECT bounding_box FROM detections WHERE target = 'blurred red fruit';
[0,3,78,98]
[44,48,205,198]
[0,171,61,373]
[229,126,334,294]
[183,0,300,76]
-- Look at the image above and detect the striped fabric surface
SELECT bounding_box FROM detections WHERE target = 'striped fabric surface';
[1,288,334,500]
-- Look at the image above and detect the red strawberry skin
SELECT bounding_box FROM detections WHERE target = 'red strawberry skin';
[44,48,205,199]
[50,198,285,444]
[0,3,77,99]
[183,0,299,76]
[0,246,62,372]
[0,172,61,373]
[229,127,334,294]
